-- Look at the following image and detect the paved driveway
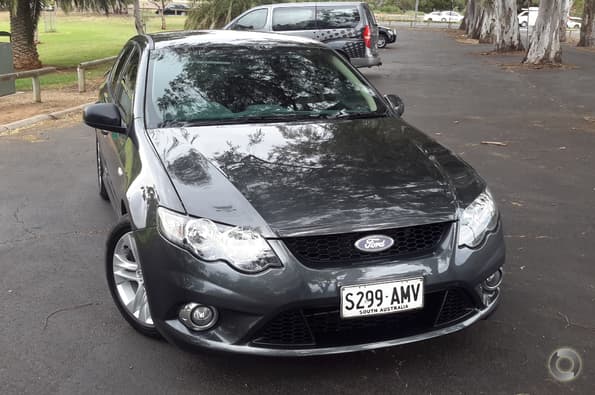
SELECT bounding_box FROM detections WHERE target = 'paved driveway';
[1,29,594,394]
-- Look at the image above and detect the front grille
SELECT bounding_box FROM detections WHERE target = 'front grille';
[282,222,451,269]
[252,288,476,348]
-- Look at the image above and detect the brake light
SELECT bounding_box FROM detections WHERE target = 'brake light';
[363,25,371,48]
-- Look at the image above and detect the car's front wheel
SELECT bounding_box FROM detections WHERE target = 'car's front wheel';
[520,21,528,28]
[441,18,447,22]
[106,220,160,338]
[377,33,387,48]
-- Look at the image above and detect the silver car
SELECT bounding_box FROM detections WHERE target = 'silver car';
[224,2,382,68]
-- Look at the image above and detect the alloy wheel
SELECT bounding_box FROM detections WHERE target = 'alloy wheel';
[112,232,154,327]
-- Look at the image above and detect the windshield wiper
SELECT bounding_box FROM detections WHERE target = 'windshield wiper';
[167,113,328,127]
[158,111,387,128]
[328,111,389,120]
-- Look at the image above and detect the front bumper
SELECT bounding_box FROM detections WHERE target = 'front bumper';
[385,30,397,43]
[160,291,500,356]
[134,221,505,356]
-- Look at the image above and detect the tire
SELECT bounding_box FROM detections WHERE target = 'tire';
[427,18,432,22]
[377,33,387,49]
[106,219,161,338]
[96,137,109,201]
[441,18,447,22]
[520,21,527,28]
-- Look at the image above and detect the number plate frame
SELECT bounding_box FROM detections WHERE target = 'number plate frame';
[339,277,425,319]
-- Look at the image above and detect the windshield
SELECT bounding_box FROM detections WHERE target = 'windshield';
[146,45,387,128]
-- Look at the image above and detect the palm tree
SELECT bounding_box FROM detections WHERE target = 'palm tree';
[5,0,43,70]
[0,0,130,70]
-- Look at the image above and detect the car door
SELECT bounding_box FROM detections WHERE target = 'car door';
[109,46,140,214]
[98,43,140,214]
[270,5,319,40]
[97,43,134,206]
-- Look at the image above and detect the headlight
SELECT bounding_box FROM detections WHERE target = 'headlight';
[157,207,282,273]
[458,189,498,248]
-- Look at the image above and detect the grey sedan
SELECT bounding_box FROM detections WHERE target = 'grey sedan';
[83,30,505,356]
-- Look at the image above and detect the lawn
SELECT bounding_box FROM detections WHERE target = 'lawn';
[0,11,187,91]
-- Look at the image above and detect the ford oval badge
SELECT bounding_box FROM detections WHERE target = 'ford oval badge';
[354,235,394,253]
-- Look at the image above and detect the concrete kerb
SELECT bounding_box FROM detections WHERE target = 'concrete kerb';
[0,102,93,134]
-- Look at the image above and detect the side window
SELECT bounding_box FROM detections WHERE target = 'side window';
[115,48,140,122]
[272,7,316,31]
[317,6,360,29]
[232,9,268,30]
[110,44,133,93]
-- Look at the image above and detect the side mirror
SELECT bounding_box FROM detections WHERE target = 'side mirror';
[83,103,126,134]
[384,94,405,117]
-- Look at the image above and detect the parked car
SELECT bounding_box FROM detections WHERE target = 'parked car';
[518,7,538,28]
[423,11,463,22]
[377,25,397,48]
[83,30,505,356]
[567,16,582,29]
[224,2,381,68]
[156,3,189,16]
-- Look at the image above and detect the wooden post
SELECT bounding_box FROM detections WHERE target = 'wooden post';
[32,76,41,103]
[77,66,85,93]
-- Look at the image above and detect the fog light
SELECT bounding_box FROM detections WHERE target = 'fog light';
[483,268,503,291]
[179,303,218,331]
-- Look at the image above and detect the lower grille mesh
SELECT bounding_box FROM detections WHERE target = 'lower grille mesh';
[252,288,476,348]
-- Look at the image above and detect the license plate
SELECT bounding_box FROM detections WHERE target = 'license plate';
[340,278,424,319]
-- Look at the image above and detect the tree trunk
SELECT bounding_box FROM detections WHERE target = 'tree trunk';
[160,0,167,30]
[478,1,496,43]
[523,0,562,64]
[467,0,489,40]
[467,0,481,37]
[493,0,523,51]
[578,0,594,46]
[160,10,166,30]
[133,0,145,34]
[559,0,570,42]
[10,0,42,70]
[461,0,474,31]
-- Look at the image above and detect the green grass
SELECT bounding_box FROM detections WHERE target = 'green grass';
[0,12,187,90]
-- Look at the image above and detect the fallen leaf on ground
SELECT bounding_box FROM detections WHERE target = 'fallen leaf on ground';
[481,141,508,147]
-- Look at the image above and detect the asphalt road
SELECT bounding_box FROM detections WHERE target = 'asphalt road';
[1,29,594,394]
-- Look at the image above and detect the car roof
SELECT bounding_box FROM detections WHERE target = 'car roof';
[259,2,364,7]
[147,30,329,49]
